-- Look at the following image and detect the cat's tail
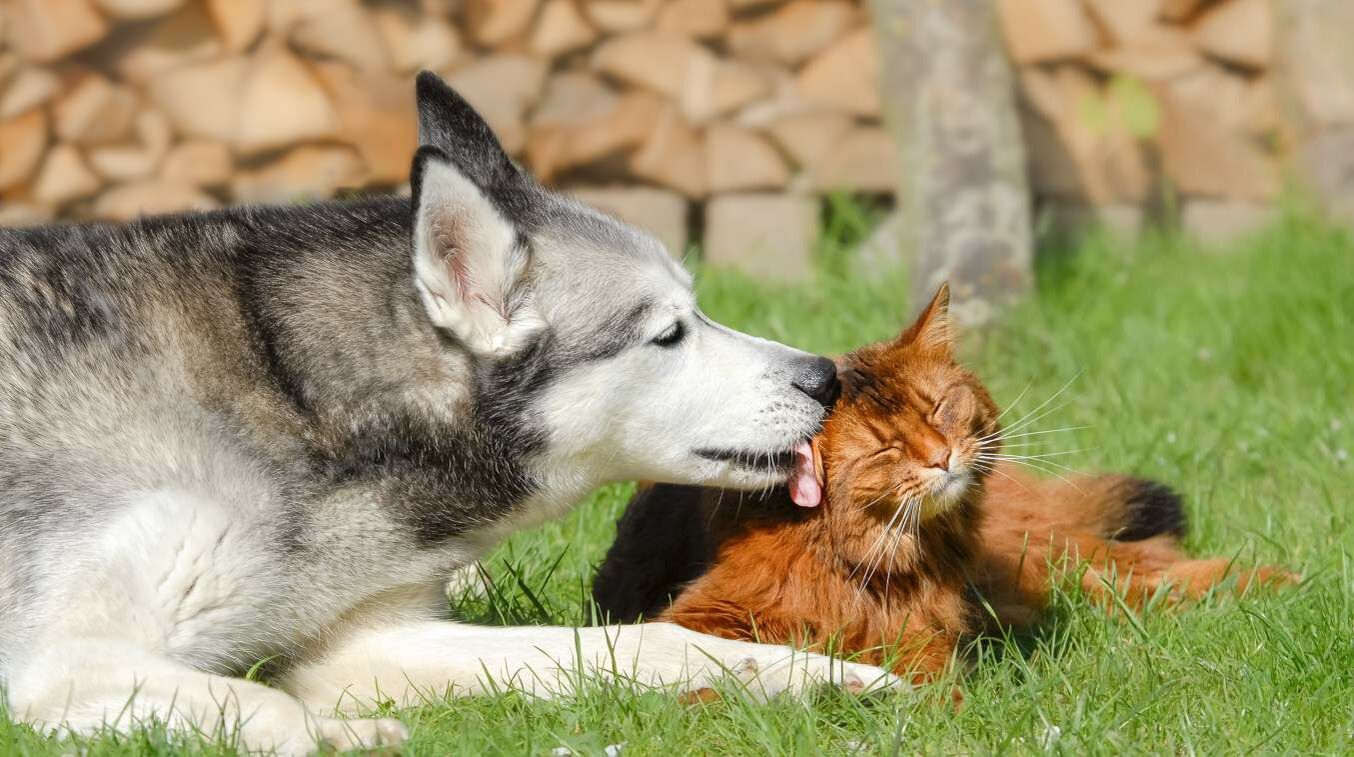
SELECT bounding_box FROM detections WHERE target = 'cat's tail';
[1076,546,1300,607]
[1080,474,1188,543]
[1079,477,1299,601]
[985,468,1188,544]
[978,467,1296,621]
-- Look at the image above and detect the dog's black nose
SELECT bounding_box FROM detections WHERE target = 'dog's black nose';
[792,356,839,407]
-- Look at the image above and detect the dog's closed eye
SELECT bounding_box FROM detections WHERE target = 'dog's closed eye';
[652,322,685,347]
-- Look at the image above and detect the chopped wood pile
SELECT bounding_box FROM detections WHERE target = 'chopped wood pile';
[0,0,1296,265]
[1006,0,1282,228]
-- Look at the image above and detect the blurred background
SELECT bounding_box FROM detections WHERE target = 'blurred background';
[0,0,1350,293]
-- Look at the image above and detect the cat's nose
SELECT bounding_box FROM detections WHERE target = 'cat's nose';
[792,356,839,407]
[925,447,951,471]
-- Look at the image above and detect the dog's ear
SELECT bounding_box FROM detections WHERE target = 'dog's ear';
[411,147,536,355]
[414,71,517,188]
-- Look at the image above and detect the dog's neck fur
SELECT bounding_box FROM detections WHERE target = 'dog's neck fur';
[228,196,553,549]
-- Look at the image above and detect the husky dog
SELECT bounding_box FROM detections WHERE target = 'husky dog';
[0,73,894,753]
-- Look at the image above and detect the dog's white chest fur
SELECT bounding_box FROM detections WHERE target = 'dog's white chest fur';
[52,489,472,673]
[67,491,289,668]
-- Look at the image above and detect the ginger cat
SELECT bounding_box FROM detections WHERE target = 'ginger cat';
[593,285,1294,686]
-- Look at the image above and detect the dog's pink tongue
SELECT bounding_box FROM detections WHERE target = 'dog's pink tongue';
[789,440,821,508]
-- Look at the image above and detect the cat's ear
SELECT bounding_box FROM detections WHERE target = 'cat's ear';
[898,283,953,355]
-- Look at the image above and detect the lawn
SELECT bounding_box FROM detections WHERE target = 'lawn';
[3,210,1351,754]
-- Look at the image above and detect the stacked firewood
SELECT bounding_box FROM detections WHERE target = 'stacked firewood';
[1005,0,1284,240]
[0,0,1292,264]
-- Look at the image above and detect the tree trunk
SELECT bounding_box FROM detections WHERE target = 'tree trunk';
[866,0,1032,325]
[1273,0,1354,224]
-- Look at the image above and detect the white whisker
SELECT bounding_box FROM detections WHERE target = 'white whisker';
[849,489,913,608]
[982,448,1093,460]
[979,399,1073,444]
[985,425,1091,444]
[995,458,1085,493]
[979,380,1033,435]
[982,464,1031,493]
[978,372,1081,442]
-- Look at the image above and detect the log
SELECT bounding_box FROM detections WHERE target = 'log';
[87,108,174,181]
[374,4,462,73]
[149,57,250,143]
[705,124,789,192]
[1023,66,1151,204]
[591,32,708,100]
[311,62,419,185]
[704,193,819,282]
[93,0,184,21]
[768,111,854,172]
[796,27,880,117]
[203,0,265,52]
[94,179,219,221]
[810,125,898,193]
[1083,0,1163,45]
[1194,0,1272,69]
[466,0,539,46]
[0,108,49,190]
[1086,24,1204,80]
[32,144,102,206]
[53,74,139,145]
[656,0,729,39]
[269,0,388,71]
[231,145,364,204]
[681,58,772,124]
[629,104,706,196]
[583,0,663,33]
[234,47,342,155]
[0,66,60,120]
[994,0,1097,64]
[4,0,108,63]
[1156,87,1278,201]
[530,0,598,56]
[727,1,859,66]
[93,2,223,85]
[161,140,233,188]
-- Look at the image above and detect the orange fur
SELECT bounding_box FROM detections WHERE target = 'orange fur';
[593,285,1296,685]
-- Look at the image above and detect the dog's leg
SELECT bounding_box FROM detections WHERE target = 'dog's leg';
[280,620,904,713]
[5,637,407,755]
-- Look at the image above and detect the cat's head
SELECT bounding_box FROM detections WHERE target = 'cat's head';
[814,284,1000,551]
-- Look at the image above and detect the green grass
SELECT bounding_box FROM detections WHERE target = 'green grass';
[4,213,1352,754]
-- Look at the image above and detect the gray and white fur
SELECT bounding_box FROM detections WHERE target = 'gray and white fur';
[0,73,896,754]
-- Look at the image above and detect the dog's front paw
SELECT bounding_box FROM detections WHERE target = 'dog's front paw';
[313,715,409,754]
[650,624,904,700]
[728,649,904,700]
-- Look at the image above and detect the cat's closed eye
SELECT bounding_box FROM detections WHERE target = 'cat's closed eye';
[928,397,948,425]
[934,387,975,428]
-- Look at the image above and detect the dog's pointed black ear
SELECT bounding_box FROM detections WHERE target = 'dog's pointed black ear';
[415,70,516,188]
